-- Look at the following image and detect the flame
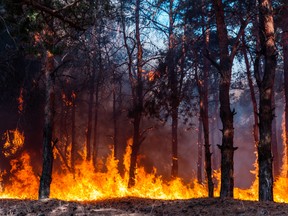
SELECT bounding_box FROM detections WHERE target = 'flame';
[1,124,288,202]
[2,129,25,157]
[17,88,24,113]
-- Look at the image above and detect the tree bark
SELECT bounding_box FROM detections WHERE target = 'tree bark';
[201,8,214,197]
[171,107,179,178]
[128,0,144,187]
[212,0,237,198]
[86,66,95,161]
[271,91,280,177]
[242,38,259,145]
[282,5,288,177]
[256,0,277,202]
[92,84,99,169]
[38,51,55,200]
[71,92,76,171]
[197,119,203,184]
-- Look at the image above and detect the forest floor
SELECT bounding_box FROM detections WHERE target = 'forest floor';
[0,197,288,216]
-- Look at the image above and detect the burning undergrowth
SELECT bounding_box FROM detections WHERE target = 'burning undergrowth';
[0,126,288,203]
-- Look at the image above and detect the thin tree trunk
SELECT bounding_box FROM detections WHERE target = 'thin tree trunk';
[112,70,122,160]
[171,107,178,178]
[242,38,259,144]
[113,83,118,159]
[256,0,277,202]
[92,85,99,169]
[128,0,144,187]
[92,26,103,169]
[201,8,214,197]
[39,51,55,200]
[167,0,180,178]
[283,6,288,178]
[197,119,203,184]
[71,93,76,171]
[86,66,95,161]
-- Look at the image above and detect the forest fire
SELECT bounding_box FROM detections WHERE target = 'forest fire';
[0,131,288,203]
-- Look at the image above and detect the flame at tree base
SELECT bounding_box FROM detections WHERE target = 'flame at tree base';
[1,138,288,202]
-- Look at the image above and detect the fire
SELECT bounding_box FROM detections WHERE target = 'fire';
[1,124,288,202]
[17,88,24,113]
[2,129,25,158]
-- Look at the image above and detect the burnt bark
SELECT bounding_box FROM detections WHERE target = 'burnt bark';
[256,0,277,202]
[39,51,55,200]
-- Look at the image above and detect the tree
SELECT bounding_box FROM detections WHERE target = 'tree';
[210,0,248,198]
[254,0,277,201]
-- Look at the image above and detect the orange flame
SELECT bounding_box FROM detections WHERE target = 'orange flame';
[2,129,24,158]
[17,88,24,113]
[1,126,288,202]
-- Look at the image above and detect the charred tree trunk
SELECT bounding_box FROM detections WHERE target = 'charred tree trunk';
[92,28,103,169]
[128,113,142,187]
[171,106,179,178]
[167,0,180,178]
[272,92,280,177]
[128,0,144,187]
[218,74,236,198]
[242,37,259,145]
[283,6,288,178]
[112,70,122,160]
[86,66,95,161]
[255,0,277,202]
[71,93,76,171]
[197,119,203,184]
[113,81,118,159]
[200,8,214,197]
[39,51,55,200]
[212,0,238,198]
[92,85,99,169]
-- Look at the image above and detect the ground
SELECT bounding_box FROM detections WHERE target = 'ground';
[0,197,288,215]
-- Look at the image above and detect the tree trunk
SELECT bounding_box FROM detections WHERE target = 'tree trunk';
[113,83,118,160]
[201,9,214,197]
[242,38,259,144]
[283,6,288,178]
[112,70,122,160]
[197,119,203,183]
[39,51,55,200]
[71,93,76,171]
[218,77,236,198]
[128,0,143,187]
[86,67,95,161]
[92,85,99,169]
[171,107,178,178]
[256,0,277,202]
[212,0,237,198]
[272,92,280,177]
[128,113,141,187]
